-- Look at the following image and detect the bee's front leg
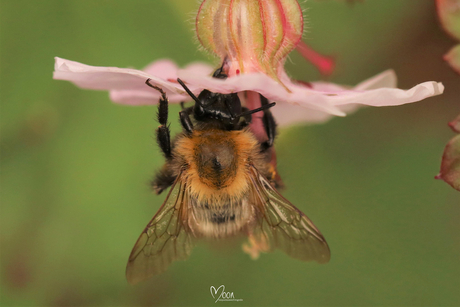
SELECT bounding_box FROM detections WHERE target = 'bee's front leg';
[145,79,172,159]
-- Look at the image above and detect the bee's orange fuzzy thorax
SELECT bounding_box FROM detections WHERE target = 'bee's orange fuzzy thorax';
[175,129,258,202]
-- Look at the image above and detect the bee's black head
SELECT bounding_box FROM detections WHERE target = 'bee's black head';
[192,90,243,128]
[176,66,275,131]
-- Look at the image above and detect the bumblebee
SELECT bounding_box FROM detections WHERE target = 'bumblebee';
[126,68,330,284]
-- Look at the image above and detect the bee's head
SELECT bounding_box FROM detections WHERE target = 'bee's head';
[192,90,243,128]
[176,66,275,131]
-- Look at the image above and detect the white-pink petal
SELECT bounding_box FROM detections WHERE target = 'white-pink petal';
[179,67,443,122]
[109,89,189,105]
[178,68,346,116]
[54,57,444,126]
[53,57,213,105]
[269,71,395,126]
[271,103,360,127]
[142,59,181,80]
[54,57,176,92]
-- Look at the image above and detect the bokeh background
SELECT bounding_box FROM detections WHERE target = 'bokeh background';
[1,0,459,306]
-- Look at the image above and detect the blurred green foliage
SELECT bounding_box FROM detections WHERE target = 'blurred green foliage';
[1,0,459,306]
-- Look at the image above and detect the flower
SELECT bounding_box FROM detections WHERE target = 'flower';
[54,56,444,126]
[53,57,211,105]
[54,0,444,126]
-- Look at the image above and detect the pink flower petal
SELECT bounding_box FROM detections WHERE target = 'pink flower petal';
[284,74,444,108]
[272,103,359,126]
[54,57,444,126]
[142,59,181,79]
[53,57,212,105]
[178,68,346,116]
[183,62,215,78]
[54,57,178,92]
[352,69,397,90]
[273,70,440,125]
[109,89,188,105]
[179,67,444,120]
[323,82,444,107]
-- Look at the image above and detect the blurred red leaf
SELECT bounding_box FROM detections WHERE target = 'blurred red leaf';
[448,113,460,132]
[436,0,460,41]
[437,134,460,191]
[444,44,460,74]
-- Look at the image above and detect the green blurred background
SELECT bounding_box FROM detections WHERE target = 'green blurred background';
[1,0,459,306]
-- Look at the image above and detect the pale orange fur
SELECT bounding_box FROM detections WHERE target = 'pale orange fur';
[174,128,263,203]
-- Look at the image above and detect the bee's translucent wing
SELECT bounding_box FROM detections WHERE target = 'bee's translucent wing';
[126,173,194,284]
[247,166,331,264]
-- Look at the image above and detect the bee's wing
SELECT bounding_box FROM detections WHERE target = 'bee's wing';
[126,172,194,284]
[247,166,331,264]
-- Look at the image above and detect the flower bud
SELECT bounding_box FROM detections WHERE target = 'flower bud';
[196,0,303,86]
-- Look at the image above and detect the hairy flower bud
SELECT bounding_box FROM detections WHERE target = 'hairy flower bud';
[196,0,303,86]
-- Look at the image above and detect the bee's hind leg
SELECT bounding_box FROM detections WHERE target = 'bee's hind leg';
[259,94,277,152]
[145,79,172,159]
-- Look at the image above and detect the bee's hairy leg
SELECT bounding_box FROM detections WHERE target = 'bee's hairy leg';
[259,94,277,152]
[145,79,172,159]
[179,106,194,135]
[151,168,176,194]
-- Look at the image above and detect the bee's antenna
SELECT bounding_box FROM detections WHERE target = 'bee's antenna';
[235,102,276,119]
[176,78,204,107]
